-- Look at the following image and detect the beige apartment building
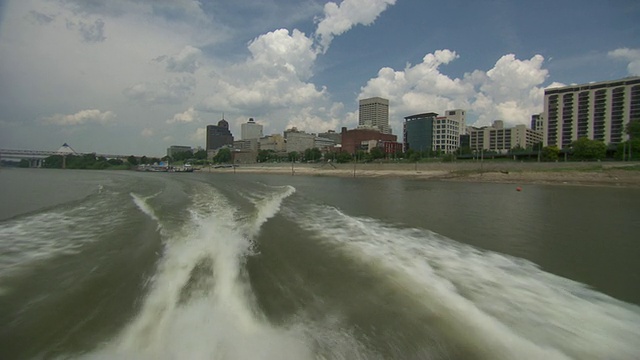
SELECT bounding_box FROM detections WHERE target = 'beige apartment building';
[543,77,640,148]
[469,120,542,152]
[283,128,315,153]
[258,134,286,152]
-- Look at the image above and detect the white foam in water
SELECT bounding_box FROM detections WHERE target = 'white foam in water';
[244,185,296,239]
[87,184,314,359]
[0,195,126,282]
[290,204,640,360]
[130,192,161,223]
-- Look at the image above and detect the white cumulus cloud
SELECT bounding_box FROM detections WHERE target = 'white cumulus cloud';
[198,28,330,132]
[190,127,206,142]
[357,50,549,130]
[315,0,396,52]
[608,48,640,76]
[168,107,200,123]
[158,45,203,73]
[45,109,115,125]
[141,128,154,137]
[248,29,317,80]
[123,76,196,104]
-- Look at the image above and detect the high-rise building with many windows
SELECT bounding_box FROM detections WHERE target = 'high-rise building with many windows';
[543,77,640,148]
[435,109,465,153]
[240,118,263,140]
[358,97,391,134]
[403,113,436,152]
[531,113,544,132]
[206,118,234,151]
[403,109,466,153]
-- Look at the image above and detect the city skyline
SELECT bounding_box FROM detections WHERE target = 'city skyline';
[1,0,639,156]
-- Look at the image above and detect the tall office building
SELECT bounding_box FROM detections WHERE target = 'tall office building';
[443,109,466,135]
[403,109,466,153]
[358,97,391,134]
[206,118,234,150]
[241,118,263,140]
[403,113,436,152]
[531,113,544,133]
[435,109,465,153]
[543,77,640,148]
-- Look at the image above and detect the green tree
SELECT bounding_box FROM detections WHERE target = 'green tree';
[213,148,232,163]
[571,137,606,160]
[90,160,109,169]
[287,151,300,162]
[324,151,336,162]
[107,158,124,166]
[304,148,322,162]
[369,146,385,160]
[257,149,274,162]
[171,150,193,162]
[615,121,640,160]
[405,148,415,159]
[441,153,456,162]
[541,146,559,162]
[43,155,63,168]
[458,146,472,155]
[193,149,207,160]
[532,141,543,151]
[335,151,352,163]
[626,120,640,139]
[616,139,640,160]
[127,155,139,166]
[64,153,97,169]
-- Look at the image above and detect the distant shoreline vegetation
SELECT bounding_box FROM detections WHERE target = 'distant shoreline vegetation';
[40,154,162,170]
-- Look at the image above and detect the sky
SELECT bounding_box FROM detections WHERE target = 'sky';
[1,0,639,156]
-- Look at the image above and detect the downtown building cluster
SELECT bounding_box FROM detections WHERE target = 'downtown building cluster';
[168,76,640,161]
[195,97,406,162]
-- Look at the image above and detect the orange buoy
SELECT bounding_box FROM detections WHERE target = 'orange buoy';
[516,186,522,192]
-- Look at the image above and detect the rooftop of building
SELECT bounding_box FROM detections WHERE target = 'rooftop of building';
[545,76,640,95]
[359,96,389,104]
[404,112,439,120]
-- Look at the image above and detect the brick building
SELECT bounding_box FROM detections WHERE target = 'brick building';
[340,127,399,154]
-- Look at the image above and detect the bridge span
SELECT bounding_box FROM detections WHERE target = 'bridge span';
[0,148,133,168]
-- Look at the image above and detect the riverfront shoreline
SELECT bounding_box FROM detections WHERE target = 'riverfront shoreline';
[203,161,640,187]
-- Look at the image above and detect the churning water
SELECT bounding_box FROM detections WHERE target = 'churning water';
[1,168,639,359]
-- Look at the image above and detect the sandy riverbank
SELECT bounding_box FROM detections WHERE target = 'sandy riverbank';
[201,162,640,187]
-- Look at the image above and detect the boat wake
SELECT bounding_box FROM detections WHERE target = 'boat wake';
[85,184,315,359]
[285,203,640,360]
[80,182,640,360]
[0,192,127,284]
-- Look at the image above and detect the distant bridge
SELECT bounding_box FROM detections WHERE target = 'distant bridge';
[0,148,132,167]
